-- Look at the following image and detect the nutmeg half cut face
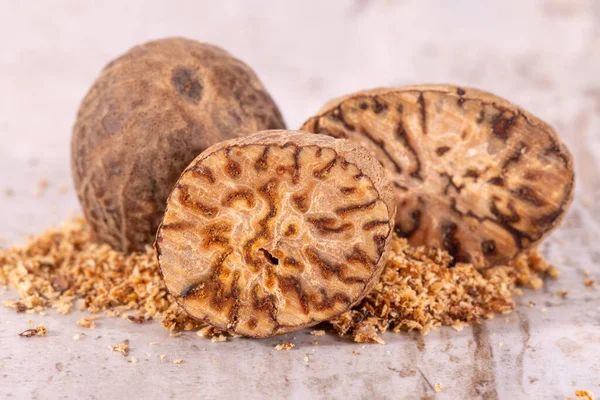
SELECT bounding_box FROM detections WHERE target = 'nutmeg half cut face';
[155,130,396,338]
[302,85,574,267]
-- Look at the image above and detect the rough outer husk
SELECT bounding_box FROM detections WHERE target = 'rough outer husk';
[72,37,285,253]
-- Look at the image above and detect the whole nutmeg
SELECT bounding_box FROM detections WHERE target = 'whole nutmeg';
[72,37,285,253]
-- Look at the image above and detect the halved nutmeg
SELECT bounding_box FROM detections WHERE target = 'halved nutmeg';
[155,130,396,338]
[302,85,574,267]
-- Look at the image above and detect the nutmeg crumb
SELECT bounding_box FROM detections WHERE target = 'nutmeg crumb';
[310,330,326,337]
[584,279,595,287]
[57,184,69,195]
[574,389,595,400]
[34,178,49,197]
[77,317,96,329]
[274,342,295,351]
[434,383,443,393]
[128,315,147,324]
[211,334,227,343]
[173,359,184,364]
[354,332,385,345]
[111,340,129,356]
[19,325,47,337]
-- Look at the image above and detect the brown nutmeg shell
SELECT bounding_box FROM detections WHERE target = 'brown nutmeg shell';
[72,37,285,253]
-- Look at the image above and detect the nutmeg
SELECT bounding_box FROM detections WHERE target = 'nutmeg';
[72,38,285,253]
[155,130,396,337]
[302,85,574,267]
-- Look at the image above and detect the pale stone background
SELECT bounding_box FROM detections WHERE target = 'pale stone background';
[0,0,599,399]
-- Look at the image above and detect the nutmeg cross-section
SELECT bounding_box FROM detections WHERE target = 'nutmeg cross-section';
[155,130,396,338]
[302,85,574,267]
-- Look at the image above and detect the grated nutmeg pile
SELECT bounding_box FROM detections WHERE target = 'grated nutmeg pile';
[0,218,557,343]
[331,237,557,343]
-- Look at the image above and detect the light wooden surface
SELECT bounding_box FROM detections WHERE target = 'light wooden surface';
[1,1,599,398]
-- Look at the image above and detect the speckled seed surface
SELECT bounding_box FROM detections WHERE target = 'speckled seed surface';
[156,131,395,337]
[302,85,574,267]
[72,38,285,253]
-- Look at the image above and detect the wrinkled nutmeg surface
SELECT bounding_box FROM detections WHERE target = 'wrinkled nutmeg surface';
[155,131,396,338]
[302,85,574,267]
[72,37,285,253]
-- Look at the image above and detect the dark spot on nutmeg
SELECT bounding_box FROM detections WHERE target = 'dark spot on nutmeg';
[491,111,516,142]
[476,109,486,124]
[373,98,386,113]
[513,186,546,207]
[283,224,297,237]
[440,220,461,263]
[481,240,497,255]
[436,146,451,157]
[534,210,562,231]
[373,235,387,253]
[464,169,480,179]
[457,88,466,96]
[180,282,203,299]
[171,67,203,103]
[247,319,258,329]
[226,159,242,179]
[291,193,309,213]
[487,177,504,186]
[283,256,303,272]
[255,146,270,171]
[394,209,422,238]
